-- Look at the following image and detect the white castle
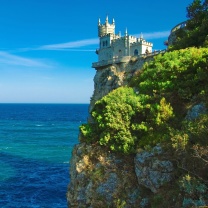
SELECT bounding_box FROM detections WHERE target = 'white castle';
[92,16,153,68]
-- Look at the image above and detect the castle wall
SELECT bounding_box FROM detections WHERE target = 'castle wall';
[112,38,127,57]
[96,17,153,66]
[130,43,142,56]
[98,47,113,61]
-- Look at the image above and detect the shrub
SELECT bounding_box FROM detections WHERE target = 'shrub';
[80,47,208,154]
[80,87,174,153]
[179,175,207,207]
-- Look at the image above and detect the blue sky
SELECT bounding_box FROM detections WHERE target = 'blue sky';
[0,0,193,103]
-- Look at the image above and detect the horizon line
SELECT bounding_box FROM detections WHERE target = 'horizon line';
[0,102,90,105]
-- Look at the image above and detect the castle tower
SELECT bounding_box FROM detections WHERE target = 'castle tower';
[93,16,153,66]
[98,16,115,37]
[97,16,117,62]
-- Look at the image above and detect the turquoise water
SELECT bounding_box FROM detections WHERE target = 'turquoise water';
[0,104,89,207]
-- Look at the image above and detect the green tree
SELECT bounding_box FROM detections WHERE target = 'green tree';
[81,87,140,153]
[81,48,208,154]
[169,0,208,50]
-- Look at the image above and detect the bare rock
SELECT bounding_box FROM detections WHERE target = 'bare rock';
[67,143,141,207]
[186,103,206,120]
[134,146,174,193]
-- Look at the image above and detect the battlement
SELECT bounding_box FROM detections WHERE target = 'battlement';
[98,16,115,37]
[130,38,153,47]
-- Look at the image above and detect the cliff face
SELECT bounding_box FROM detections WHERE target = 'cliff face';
[67,56,174,207]
[67,141,174,207]
[67,47,208,208]
[89,56,151,114]
[67,142,141,207]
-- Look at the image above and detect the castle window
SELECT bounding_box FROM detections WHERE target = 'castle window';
[134,49,138,55]
[106,40,108,46]
[119,49,122,57]
[103,41,105,47]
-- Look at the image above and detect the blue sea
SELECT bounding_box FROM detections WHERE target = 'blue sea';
[0,104,89,208]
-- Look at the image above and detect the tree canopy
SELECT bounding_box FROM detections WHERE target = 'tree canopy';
[169,0,208,50]
[80,48,208,154]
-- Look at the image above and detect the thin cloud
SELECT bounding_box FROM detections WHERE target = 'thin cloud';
[0,51,50,67]
[37,31,169,51]
[135,30,170,40]
[39,49,95,52]
[9,31,170,53]
[38,38,99,50]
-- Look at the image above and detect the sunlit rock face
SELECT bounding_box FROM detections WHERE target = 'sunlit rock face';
[89,56,152,116]
[67,57,174,207]
[67,142,142,207]
[67,142,174,207]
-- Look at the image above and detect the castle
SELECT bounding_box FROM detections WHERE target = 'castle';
[92,16,153,68]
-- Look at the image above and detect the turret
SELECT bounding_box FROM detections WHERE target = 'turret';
[98,16,115,37]
[125,28,128,36]
[105,15,108,24]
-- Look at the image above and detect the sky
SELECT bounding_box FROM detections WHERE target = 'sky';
[0,0,193,103]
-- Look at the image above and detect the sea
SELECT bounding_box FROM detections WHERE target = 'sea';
[0,103,89,208]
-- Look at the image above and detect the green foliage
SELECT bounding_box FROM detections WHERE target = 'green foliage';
[136,48,208,169]
[179,175,207,207]
[185,114,208,146]
[133,48,208,106]
[79,123,99,143]
[169,0,208,50]
[115,199,126,208]
[91,87,140,154]
[80,48,208,154]
[81,86,174,153]
[170,130,189,151]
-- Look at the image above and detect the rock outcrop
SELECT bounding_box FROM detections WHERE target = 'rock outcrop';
[89,56,152,114]
[134,145,174,193]
[67,142,142,207]
[67,56,174,207]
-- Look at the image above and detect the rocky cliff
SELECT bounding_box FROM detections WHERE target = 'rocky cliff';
[89,56,152,114]
[67,50,208,207]
[67,56,175,207]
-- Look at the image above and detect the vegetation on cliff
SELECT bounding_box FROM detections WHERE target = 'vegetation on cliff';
[81,47,208,152]
[169,0,208,50]
[80,47,208,206]
[76,1,208,206]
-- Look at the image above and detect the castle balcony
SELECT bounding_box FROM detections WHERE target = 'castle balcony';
[92,56,131,68]
[92,50,166,69]
[170,21,187,33]
[168,21,187,45]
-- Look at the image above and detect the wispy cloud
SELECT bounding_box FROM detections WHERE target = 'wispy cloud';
[38,38,99,51]
[7,31,170,54]
[135,30,170,40]
[0,51,50,67]
[36,31,169,51]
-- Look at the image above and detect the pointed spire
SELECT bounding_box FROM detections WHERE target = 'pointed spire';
[105,15,108,24]
[112,18,115,24]
[140,32,143,39]
[125,28,128,36]
[98,18,101,26]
